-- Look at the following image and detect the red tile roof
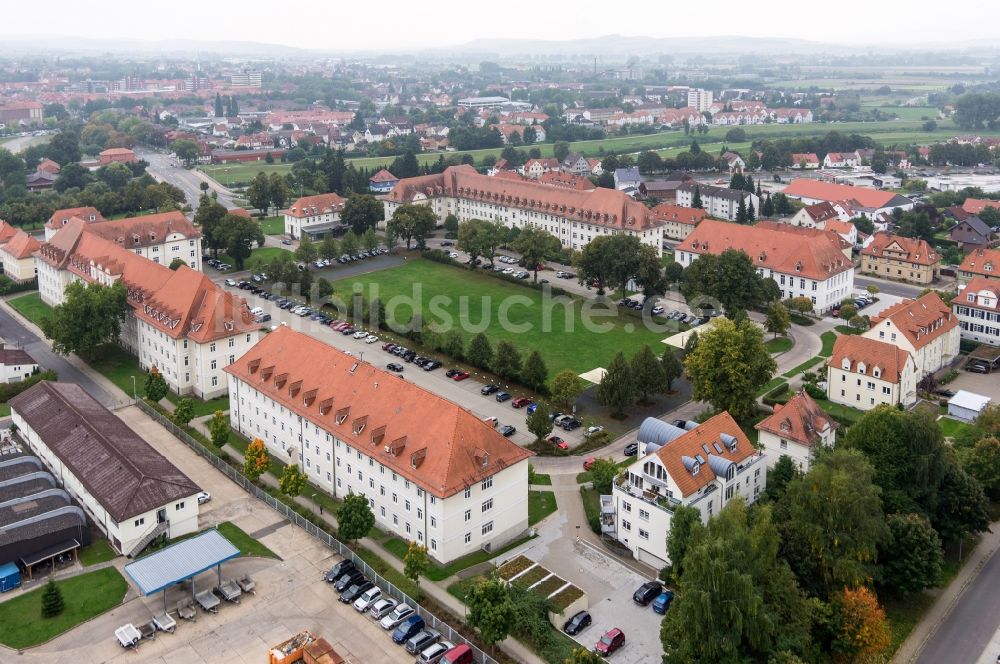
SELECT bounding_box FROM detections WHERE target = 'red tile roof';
[829,335,913,383]
[654,411,758,498]
[0,220,19,245]
[755,389,835,447]
[1,229,41,259]
[649,203,706,225]
[99,147,136,157]
[369,169,398,183]
[868,292,957,351]
[284,193,346,218]
[45,207,105,232]
[801,201,840,224]
[861,233,938,267]
[961,198,1000,215]
[36,158,61,174]
[226,207,252,218]
[225,327,532,499]
[791,153,819,165]
[955,277,1000,313]
[675,219,853,281]
[959,248,1000,278]
[81,211,200,248]
[537,171,595,191]
[782,178,908,209]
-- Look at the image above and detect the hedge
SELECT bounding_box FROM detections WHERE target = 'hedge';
[762,381,790,406]
[0,369,57,403]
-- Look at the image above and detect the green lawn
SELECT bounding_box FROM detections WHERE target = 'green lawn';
[259,216,285,235]
[8,292,54,327]
[220,246,293,268]
[819,330,839,357]
[329,259,673,379]
[0,567,128,649]
[765,337,794,354]
[834,325,864,336]
[818,400,867,427]
[382,533,534,582]
[0,403,9,417]
[216,521,277,558]
[756,377,787,398]
[938,417,971,440]
[78,539,117,567]
[782,356,826,378]
[529,490,557,526]
[531,473,552,486]
[580,487,601,534]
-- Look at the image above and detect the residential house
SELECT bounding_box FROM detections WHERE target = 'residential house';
[523,158,559,179]
[384,165,665,255]
[790,201,840,228]
[790,153,820,169]
[783,179,913,216]
[862,292,960,376]
[650,204,705,242]
[949,216,994,252]
[0,343,37,383]
[44,206,105,241]
[827,335,918,411]
[369,169,399,194]
[674,220,855,313]
[771,108,814,124]
[676,183,759,222]
[537,172,594,191]
[98,148,138,165]
[721,152,745,173]
[0,229,41,282]
[861,233,939,285]
[561,153,591,176]
[958,248,1000,286]
[10,381,202,556]
[24,170,58,191]
[283,193,347,239]
[755,390,836,472]
[607,412,766,567]
[953,277,1000,347]
[961,198,1000,216]
[225,326,533,564]
[823,151,860,168]
[640,172,694,203]
[613,167,641,191]
[825,219,858,248]
[588,159,604,176]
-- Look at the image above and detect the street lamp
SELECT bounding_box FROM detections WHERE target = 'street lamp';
[131,375,137,400]
[312,492,322,515]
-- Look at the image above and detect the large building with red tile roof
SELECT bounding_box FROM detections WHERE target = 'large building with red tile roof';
[861,233,940,285]
[961,198,1000,216]
[827,335,918,410]
[384,165,664,254]
[958,247,1000,286]
[755,390,836,471]
[609,411,766,567]
[649,203,705,241]
[225,326,532,564]
[35,218,259,398]
[97,147,137,165]
[44,207,105,240]
[953,277,1000,348]
[76,211,203,270]
[282,193,346,240]
[782,178,913,215]
[674,219,855,313]
[862,292,959,376]
[0,229,41,282]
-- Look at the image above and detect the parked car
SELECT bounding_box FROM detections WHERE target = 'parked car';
[547,435,568,450]
[595,628,625,656]
[562,610,592,636]
[392,615,426,644]
[353,586,382,612]
[339,579,374,603]
[624,442,639,456]
[652,590,675,614]
[225,278,237,287]
[423,360,442,371]
[483,416,498,428]
[511,397,532,408]
[369,597,398,620]
[334,569,366,592]
[481,384,500,395]
[495,391,512,403]
[324,559,354,582]
[387,363,404,372]
[380,603,414,629]
[365,334,379,344]
[561,418,582,431]
[633,580,662,606]
[583,425,604,439]
[526,403,538,415]
[452,371,470,381]
[583,457,596,471]
[405,628,441,655]
[445,369,460,378]
[196,491,211,504]
[553,414,571,426]
[353,330,368,339]
[416,640,455,664]
[383,343,397,352]
[499,425,516,437]
[441,240,454,247]
[439,644,474,664]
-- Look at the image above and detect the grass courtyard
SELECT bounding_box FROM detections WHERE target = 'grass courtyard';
[329,259,675,379]
[8,292,54,327]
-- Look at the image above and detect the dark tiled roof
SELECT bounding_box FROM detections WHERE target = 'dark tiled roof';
[0,346,36,366]
[9,382,200,521]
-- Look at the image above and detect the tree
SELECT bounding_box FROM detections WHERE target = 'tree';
[443,213,459,236]
[268,172,291,212]
[553,142,570,162]
[243,438,270,481]
[295,235,318,264]
[762,194,775,217]
[168,258,187,271]
[550,369,585,411]
[684,317,776,421]
[588,458,619,494]
[342,194,384,235]
[222,215,265,269]
[848,314,869,330]
[143,366,169,402]
[597,351,635,418]
[246,172,271,214]
[492,341,523,381]
[879,512,943,594]
[337,492,375,544]
[527,402,553,441]
[961,436,1000,500]
[680,250,775,317]
[320,233,340,260]
[736,196,748,224]
[40,578,65,618]
[208,410,230,448]
[279,464,307,497]
[764,455,800,503]
[403,542,429,586]
[830,587,891,662]
[467,333,493,370]
[214,93,225,118]
[787,296,814,315]
[630,345,668,404]
[466,576,515,648]
[170,139,200,167]
[665,505,700,579]
[765,300,791,338]
[565,649,606,664]
[173,397,195,427]
[41,282,130,360]
[340,230,359,255]
[194,194,229,257]
[521,350,548,392]
[513,227,562,282]
[691,185,703,209]
[932,454,991,543]
[387,203,437,249]
[661,348,683,392]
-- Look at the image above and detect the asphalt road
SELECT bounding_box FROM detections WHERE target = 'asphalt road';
[139,148,236,209]
[0,133,50,154]
[916,548,1000,664]
[854,275,935,299]
[0,301,116,407]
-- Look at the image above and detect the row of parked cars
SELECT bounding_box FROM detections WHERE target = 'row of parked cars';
[206,257,232,272]
[311,247,391,269]
[324,559,474,664]
[382,343,443,372]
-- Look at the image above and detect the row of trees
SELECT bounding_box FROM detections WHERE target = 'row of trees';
[596,346,683,417]
[193,195,265,268]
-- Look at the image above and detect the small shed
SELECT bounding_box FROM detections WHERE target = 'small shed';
[0,561,20,592]
[948,390,992,423]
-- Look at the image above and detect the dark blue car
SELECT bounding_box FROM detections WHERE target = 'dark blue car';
[652,590,675,614]
[392,615,425,644]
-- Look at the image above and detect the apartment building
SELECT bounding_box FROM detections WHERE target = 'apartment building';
[282,193,347,239]
[861,292,959,376]
[827,335,917,410]
[649,203,705,242]
[384,165,664,255]
[674,220,855,314]
[44,206,105,240]
[35,219,258,398]
[954,277,1000,347]
[225,327,533,564]
[0,229,41,282]
[861,233,939,285]
[675,183,759,221]
[782,179,914,216]
[957,248,1000,287]
[754,390,836,472]
[687,88,714,112]
[607,412,766,568]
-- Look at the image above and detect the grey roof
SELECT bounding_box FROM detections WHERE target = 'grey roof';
[124,529,241,596]
[948,390,991,412]
[637,417,689,451]
[953,216,993,238]
[9,382,200,522]
[678,183,750,202]
[614,167,641,182]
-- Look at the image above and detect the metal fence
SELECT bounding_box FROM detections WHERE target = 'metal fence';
[137,400,499,664]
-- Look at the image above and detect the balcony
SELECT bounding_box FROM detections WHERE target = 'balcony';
[614,473,681,514]
[599,495,617,536]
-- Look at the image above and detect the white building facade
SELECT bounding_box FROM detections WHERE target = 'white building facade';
[953,277,1000,347]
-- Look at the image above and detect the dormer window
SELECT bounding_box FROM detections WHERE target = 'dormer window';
[873,368,881,378]
[857,362,866,375]
[968,294,976,302]
[691,462,700,475]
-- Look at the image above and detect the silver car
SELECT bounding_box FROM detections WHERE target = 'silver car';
[416,640,455,664]
[380,603,413,629]
[353,586,382,612]
[369,597,397,620]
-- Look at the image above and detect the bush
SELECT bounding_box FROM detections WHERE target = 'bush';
[762,381,790,406]
[420,249,461,266]
[803,383,827,400]
[0,369,57,403]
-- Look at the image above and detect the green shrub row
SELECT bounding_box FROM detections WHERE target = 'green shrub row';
[762,381,790,406]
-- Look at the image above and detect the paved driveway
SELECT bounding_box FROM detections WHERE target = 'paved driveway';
[944,370,1000,403]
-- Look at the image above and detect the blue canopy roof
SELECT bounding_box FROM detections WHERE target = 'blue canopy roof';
[124,529,240,596]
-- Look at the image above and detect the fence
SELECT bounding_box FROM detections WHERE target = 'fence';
[137,400,499,664]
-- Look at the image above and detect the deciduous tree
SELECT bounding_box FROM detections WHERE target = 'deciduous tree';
[279,464,306,497]
[173,397,195,427]
[550,369,585,411]
[342,194,384,235]
[466,577,515,648]
[879,512,943,594]
[246,172,271,214]
[630,345,667,404]
[221,214,265,269]
[661,348,683,392]
[597,351,635,418]
[829,587,891,662]
[42,281,130,360]
[527,402,552,442]
[144,366,169,402]
[243,438,270,481]
[512,227,562,282]
[337,492,375,544]
[387,203,437,249]
[765,300,791,337]
[403,542,429,587]
[588,458,619,494]
[208,410,230,448]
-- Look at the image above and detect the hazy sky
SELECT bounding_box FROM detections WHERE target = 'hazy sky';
[6,0,999,49]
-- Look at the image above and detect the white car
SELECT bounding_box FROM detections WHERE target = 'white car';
[380,603,414,629]
[365,334,379,344]
[369,597,397,620]
[353,330,368,339]
[583,425,605,438]
[417,640,455,664]
[449,252,459,259]
[196,491,211,504]
[353,586,382,612]
[502,268,514,274]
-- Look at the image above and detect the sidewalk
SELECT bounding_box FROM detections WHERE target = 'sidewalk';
[893,520,1000,663]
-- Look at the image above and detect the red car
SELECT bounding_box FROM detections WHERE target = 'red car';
[547,435,568,450]
[511,397,533,408]
[583,457,596,471]
[452,371,470,381]
[595,628,625,656]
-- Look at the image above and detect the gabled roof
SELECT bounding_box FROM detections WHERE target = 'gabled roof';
[0,345,36,367]
[654,412,757,498]
[0,220,19,245]
[861,233,938,266]
[675,219,853,280]
[801,201,840,224]
[961,198,1000,215]
[951,216,993,239]
[36,158,61,174]
[369,168,398,183]
[225,327,532,500]
[649,203,705,225]
[824,219,856,236]
[782,179,911,210]
[283,193,346,218]
[956,277,1000,313]
[81,211,201,248]
[677,183,750,203]
[99,147,135,157]
[8,382,200,522]
[868,292,957,351]
[829,335,913,383]
[1,229,41,259]
[791,153,819,164]
[755,389,835,447]
[45,206,105,232]
[959,248,1000,277]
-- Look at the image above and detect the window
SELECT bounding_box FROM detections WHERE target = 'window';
[210,359,217,370]
[465,509,471,522]
[638,508,649,521]
[621,502,631,513]
[622,519,632,531]
[430,516,436,528]
[210,342,216,352]
[481,522,493,536]
[639,529,649,540]
[175,501,185,511]
[393,515,398,526]
[134,517,145,527]
[464,487,471,499]
[380,506,386,517]
[431,539,437,551]
[780,439,788,450]
[481,477,493,491]
[417,508,422,519]
[482,498,493,512]
[465,532,472,544]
